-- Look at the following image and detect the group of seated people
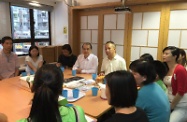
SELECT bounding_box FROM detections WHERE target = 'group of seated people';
[0,35,187,122]
[0,36,43,79]
[56,41,127,75]
[0,36,126,79]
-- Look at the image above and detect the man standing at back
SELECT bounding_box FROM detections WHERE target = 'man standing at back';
[0,36,19,80]
[73,42,98,74]
[100,41,127,75]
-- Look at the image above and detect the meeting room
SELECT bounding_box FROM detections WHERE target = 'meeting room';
[0,0,187,122]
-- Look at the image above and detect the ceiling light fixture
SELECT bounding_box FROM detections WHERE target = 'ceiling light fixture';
[29,1,41,7]
[31,1,39,3]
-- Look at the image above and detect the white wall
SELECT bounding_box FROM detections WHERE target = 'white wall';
[0,2,11,39]
[76,0,120,6]
[51,1,69,45]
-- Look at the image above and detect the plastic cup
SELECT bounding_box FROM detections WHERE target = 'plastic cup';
[72,70,76,76]
[21,72,27,77]
[91,87,99,96]
[30,70,35,75]
[62,90,68,98]
[72,89,79,98]
[92,73,97,80]
[103,78,106,84]
[60,67,64,72]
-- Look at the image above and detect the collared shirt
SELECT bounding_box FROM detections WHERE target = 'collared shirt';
[73,54,98,74]
[101,54,127,75]
[0,50,20,79]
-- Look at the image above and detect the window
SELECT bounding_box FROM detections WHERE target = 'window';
[11,6,31,39]
[13,43,31,55]
[34,9,49,39]
[10,6,51,55]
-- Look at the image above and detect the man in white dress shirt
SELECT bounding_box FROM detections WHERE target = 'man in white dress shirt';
[100,41,127,75]
[73,42,98,74]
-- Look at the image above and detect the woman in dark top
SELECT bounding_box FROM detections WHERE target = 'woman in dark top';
[56,44,77,68]
[104,70,149,122]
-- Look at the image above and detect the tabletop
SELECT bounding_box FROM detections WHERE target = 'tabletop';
[0,69,110,121]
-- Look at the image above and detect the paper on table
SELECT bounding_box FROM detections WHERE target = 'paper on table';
[85,115,97,122]
[64,79,85,89]
[77,85,94,91]
[79,79,95,85]
[58,95,65,101]
[20,75,34,83]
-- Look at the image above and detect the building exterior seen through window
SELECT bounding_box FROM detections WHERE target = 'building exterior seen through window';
[13,42,49,55]
[13,43,31,55]
[34,9,49,39]
[11,6,31,39]
[10,6,51,55]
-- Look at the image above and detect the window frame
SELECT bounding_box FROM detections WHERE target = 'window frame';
[10,5,51,56]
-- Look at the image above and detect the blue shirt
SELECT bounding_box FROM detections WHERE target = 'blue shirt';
[136,82,170,122]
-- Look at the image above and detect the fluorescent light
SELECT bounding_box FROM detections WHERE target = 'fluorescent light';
[31,1,39,3]
[29,2,41,7]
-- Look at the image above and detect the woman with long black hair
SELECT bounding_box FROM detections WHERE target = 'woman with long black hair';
[18,64,87,122]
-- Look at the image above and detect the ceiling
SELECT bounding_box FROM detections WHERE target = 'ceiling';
[1,0,63,6]
[1,0,62,2]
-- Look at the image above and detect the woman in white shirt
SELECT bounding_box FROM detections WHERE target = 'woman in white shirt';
[25,45,43,75]
[163,46,187,122]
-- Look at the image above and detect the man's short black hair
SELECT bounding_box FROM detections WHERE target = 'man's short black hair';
[105,41,116,49]
[1,36,13,44]
[82,42,92,49]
